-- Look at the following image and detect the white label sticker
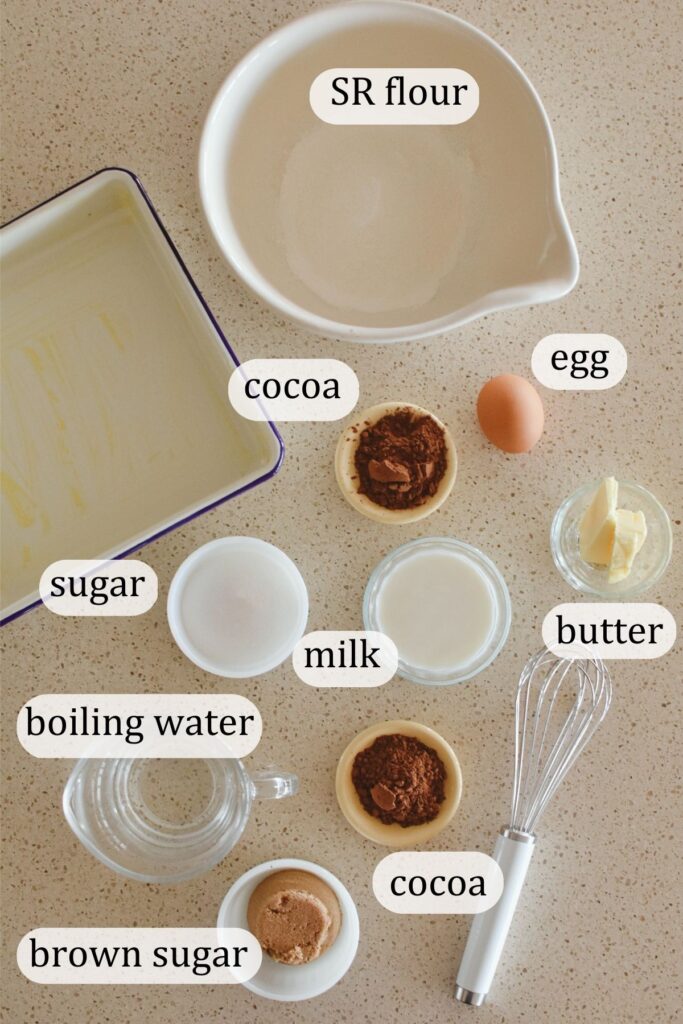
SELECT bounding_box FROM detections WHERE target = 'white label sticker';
[17,929,261,984]
[17,694,262,758]
[310,68,479,125]
[531,334,627,390]
[228,358,359,422]
[373,852,503,914]
[39,560,157,616]
[542,603,676,659]
[292,631,398,687]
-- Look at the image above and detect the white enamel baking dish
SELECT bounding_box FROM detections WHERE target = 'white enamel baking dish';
[0,168,283,625]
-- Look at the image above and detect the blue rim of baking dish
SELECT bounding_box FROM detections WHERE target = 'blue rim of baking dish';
[0,167,284,626]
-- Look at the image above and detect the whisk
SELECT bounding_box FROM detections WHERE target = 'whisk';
[454,648,612,1006]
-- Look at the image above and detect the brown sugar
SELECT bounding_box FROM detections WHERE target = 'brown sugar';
[247,869,342,965]
[351,733,447,827]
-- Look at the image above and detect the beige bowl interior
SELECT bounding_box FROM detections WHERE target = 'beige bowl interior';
[205,2,577,336]
[335,719,463,848]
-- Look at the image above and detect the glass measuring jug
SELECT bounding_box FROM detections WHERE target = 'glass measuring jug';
[63,757,298,883]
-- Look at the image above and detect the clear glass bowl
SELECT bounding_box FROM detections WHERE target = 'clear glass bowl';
[63,758,298,883]
[550,480,672,598]
[363,537,511,686]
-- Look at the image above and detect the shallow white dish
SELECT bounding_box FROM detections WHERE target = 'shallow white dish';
[0,169,283,625]
[217,857,360,1001]
[200,1,578,341]
[167,537,308,677]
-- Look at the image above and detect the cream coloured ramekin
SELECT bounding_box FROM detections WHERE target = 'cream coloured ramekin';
[334,402,457,524]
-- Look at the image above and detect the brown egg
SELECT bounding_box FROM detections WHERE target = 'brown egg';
[476,374,544,453]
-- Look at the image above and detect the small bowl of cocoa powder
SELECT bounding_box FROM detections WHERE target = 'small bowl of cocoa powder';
[335,719,462,847]
[335,403,457,524]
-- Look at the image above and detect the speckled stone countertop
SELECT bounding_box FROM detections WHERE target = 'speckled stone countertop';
[1,1,681,1022]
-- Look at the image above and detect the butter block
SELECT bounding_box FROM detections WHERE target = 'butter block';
[580,477,618,565]
[608,509,647,583]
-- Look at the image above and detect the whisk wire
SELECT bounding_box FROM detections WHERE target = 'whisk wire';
[537,662,606,806]
[522,658,586,827]
[510,649,611,834]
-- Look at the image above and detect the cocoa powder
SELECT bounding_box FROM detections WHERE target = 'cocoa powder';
[351,733,447,827]
[353,408,447,510]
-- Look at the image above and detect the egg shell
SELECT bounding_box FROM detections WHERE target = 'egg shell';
[476,374,544,453]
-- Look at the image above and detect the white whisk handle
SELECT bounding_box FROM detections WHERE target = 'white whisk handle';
[454,828,536,1005]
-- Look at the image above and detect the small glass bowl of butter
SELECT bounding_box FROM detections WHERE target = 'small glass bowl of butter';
[551,478,672,598]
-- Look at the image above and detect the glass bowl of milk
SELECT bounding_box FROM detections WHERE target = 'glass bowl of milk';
[363,538,511,685]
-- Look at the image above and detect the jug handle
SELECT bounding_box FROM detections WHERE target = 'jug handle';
[249,765,299,800]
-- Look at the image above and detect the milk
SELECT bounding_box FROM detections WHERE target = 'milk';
[375,549,496,672]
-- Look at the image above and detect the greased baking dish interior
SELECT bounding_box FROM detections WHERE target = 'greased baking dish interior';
[0,168,283,624]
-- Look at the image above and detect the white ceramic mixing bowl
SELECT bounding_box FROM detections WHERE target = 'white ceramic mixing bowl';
[199,1,578,341]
